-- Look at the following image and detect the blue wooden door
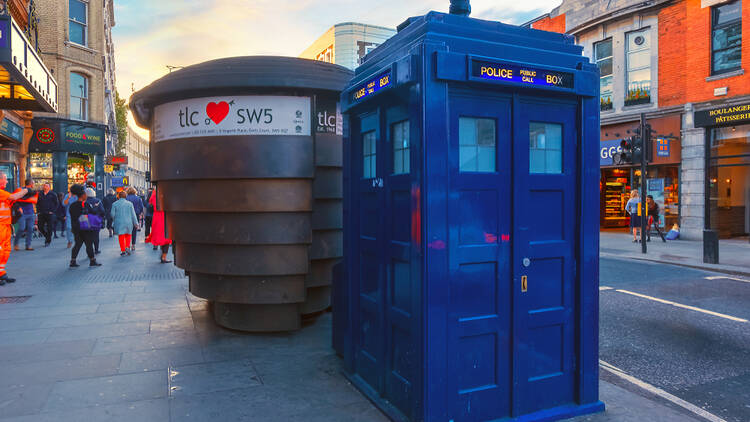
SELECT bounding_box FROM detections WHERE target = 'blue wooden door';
[354,111,384,391]
[353,105,418,420]
[512,98,578,415]
[446,94,513,421]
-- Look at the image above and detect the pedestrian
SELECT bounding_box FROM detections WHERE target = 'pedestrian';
[13,179,37,251]
[126,187,144,251]
[110,190,139,256]
[63,186,77,248]
[625,190,642,243]
[646,195,661,242]
[148,189,172,264]
[55,193,66,237]
[144,190,154,240]
[68,184,102,268]
[0,172,29,285]
[85,188,105,254]
[36,183,59,247]
[102,189,116,237]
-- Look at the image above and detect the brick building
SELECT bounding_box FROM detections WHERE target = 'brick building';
[0,0,58,190]
[29,0,117,196]
[528,0,749,240]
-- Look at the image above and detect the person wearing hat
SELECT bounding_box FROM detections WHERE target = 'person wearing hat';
[68,184,103,267]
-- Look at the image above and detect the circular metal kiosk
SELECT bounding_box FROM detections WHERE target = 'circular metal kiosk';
[129,56,352,331]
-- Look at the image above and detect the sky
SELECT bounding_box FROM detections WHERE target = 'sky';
[112,0,561,131]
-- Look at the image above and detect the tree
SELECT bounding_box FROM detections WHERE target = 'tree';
[114,90,128,155]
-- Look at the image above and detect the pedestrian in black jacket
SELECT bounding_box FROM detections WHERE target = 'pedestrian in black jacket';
[36,183,59,246]
[68,185,103,267]
[55,193,66,237]
[102,189,116,237]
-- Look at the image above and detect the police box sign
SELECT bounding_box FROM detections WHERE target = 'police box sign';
[471,59,574,89]
[152,96,311,142]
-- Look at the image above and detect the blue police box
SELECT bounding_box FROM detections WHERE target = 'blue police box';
[337,3,603,421]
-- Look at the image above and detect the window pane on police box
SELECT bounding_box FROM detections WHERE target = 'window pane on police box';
[459,117,475,146]
[460,146,477,172]
[477,146,496,172]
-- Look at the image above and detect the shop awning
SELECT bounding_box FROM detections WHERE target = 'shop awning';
[0,15,57,112]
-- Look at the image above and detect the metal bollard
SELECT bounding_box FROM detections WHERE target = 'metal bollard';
[703,229,719,264]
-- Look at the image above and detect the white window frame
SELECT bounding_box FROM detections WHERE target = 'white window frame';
[69,0,88,47]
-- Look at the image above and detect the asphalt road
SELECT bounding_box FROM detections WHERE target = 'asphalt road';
[599,257,750,422]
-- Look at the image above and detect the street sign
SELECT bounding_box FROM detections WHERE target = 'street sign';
[122,176,129,186]
[104,164,114,173]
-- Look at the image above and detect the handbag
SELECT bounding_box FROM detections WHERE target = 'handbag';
[78,200,103,231]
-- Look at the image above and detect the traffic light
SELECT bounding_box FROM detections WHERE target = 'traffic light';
[631,134,643,164]
[613,137,633,164]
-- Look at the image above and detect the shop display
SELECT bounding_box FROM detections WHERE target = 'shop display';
[67,154,93,188]
[602,168,629,227]
[29,152,53,188]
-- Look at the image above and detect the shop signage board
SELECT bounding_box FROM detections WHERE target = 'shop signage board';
[104,165,114,173]
[315,97,343,135]
[29,119,105,155]
[0,118,23,143]
[111,176,129,187]
[106,156,128,165]
[694,103,750,127]
[152,96,311,142]
[656,138,670,157]
[600,139,623,166]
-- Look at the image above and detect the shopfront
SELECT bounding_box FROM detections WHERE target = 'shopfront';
[600,114,682,230]
[696,102,750,239]
[28,117,105,196]
[0,116,24,191]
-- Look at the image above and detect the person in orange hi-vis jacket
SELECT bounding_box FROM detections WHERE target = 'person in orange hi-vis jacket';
[0,172,30,285]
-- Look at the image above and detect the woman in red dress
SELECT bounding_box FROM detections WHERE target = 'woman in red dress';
[148,189,172,264]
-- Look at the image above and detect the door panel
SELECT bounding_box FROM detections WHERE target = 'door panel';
[447,95,512,421]
[356,112,383,391]
[513,99,578,415]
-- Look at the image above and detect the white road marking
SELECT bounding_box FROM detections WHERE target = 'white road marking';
[615,289,748,323]
[704,275,750,284]
[599,360,728,422]
[599,286,613,291]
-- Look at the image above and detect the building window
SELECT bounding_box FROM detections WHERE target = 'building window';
[459,117,496,172]
[392,120,410,174]
[595,39,613,111]
[70,72,88,121]
[529,122,563,174]
[625,29,651,106]
[711,0,742,75]
[69,0,87,46]
[363,131,376,178]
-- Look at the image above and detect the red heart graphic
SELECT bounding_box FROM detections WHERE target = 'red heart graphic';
[206,101,229,125]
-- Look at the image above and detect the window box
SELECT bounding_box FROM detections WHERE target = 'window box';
[625,88,650,106]
[600,97,613,111]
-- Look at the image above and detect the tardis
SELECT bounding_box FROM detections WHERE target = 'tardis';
[337,4,604,422]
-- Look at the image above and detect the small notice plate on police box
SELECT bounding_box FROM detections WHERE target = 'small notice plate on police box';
[471,59,574,89]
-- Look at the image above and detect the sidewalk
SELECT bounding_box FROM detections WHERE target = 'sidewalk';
[600,231,750,276]
[0,233,709,421]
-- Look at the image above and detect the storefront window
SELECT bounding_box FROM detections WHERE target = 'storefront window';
[0,163,16,192]
[601,168,630,227]
[68,153,93,188]
[709,124,750,238]
[29,153,53,189]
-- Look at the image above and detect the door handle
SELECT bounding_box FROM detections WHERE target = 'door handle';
[521,275,528,293]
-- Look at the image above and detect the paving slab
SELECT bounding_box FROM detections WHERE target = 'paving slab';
[92,330,200,355]
[0,328,52,346]
[46,321,151,342]
[119,346,205,374]
[0,398,170,422]
[0,339,95,364]
[0,383,54,419]
[0,354,122,388]
[42,370,167,411]
[169,359,262,396]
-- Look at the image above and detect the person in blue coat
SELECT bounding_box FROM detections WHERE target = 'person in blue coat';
[111,191,139,256]
[126,187,144,251]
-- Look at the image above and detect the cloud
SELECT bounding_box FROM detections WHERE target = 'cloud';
[113,0,561,133]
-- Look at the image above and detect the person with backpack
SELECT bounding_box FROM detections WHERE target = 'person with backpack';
[68,184,103,268]
[111,190,139,256]
[84,188,105,254]
[0,172,29,285]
